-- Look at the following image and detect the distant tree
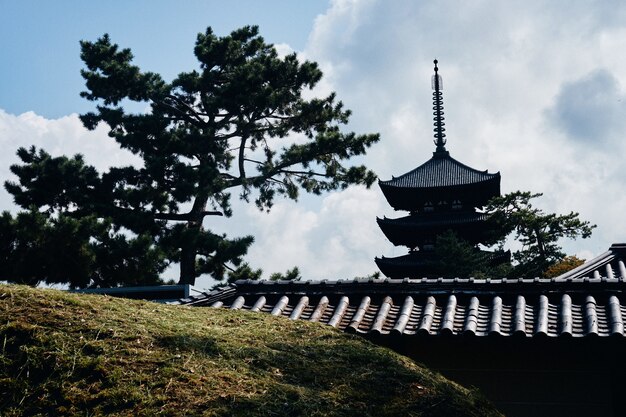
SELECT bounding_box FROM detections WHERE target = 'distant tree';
[268,266,302,281]
[352,271,382,280]
[427,193,594,279]
[210,264,300,290]
[542,255,585,278]
[486,191,595,277]
[0,210,165,288]
[433,231,512,279]
[3,26,379,287]
[434,231,484,278]
[222,263,264,284]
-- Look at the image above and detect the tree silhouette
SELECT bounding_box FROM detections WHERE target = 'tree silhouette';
[3,26,379,287]
[486,191,595,277]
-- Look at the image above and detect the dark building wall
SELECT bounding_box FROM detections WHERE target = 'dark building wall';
[73,285,191,303]
[371,335,626,417]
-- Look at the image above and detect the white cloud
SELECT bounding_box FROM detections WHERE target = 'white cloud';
[0,110,141,210]
[242,186,386,280]
[291,0,626,264]
[5,0,626,285]
[273,43,294,58]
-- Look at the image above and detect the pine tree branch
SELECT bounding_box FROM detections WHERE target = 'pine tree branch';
[281,169,328,177]
[164,95,207,126]
[238,136,247,180]
[156,99,206,129]
[153,210,223,220]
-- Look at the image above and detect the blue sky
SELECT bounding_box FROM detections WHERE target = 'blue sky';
[0,1,326,117]
[3,0,626,287]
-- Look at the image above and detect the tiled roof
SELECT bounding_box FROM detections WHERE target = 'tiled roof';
[177,244,626,338]
[377,153,500,211]
[379,153,499,189]
[553,243,626,282]
[180,288,625,337]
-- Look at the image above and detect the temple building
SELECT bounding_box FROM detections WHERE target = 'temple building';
[179,247,626,417]
[177,62,626,417]
[376,60,509,278]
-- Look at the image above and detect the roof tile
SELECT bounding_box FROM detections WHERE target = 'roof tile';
[178,245,626,339]
[379,154,499,188]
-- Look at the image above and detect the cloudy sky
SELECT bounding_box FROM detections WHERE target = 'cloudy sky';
[3,0,626,288]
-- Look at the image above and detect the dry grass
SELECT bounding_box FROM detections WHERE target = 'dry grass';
[0,284,502,416]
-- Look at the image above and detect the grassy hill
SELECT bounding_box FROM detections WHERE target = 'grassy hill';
[0,285,502,417]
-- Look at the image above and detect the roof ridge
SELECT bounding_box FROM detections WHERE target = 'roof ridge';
[554,249,616,281]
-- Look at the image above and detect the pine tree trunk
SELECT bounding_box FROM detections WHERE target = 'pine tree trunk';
[534,227,546,264]
[179,240,197,285]
[178,193,209,285]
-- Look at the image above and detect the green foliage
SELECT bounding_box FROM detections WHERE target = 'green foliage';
[5,146,99,213]
[434,231,483,278]
[212,264,300,290]
[434,231,486,278]
[0,284,503,417]
[352,271,382,280]
[268,266,302,281]
[3,25,379,286]
[486,191,595,277]
[542,255,585,278]
[428,192,594,279]
[0,211,166,289]
[433,231,511,279]
[224,262,263,283]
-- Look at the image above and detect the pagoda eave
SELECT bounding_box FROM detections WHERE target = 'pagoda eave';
[377,215,491,247]
[376,250,511,279]
[379,176,500,211]
[375,254,438,279]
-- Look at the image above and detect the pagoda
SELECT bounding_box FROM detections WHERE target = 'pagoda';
[180,60,626,415]
[375,60,508,278]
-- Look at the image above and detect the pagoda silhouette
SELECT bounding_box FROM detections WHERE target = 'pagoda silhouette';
[375,60,509,278]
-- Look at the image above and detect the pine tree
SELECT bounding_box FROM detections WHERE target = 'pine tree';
[485,191,595,277]
[3,26,379,287]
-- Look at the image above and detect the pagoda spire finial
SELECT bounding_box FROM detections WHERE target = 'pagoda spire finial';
[431,59,448,156]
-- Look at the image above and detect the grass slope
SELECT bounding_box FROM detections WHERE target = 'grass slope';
[0,285,502,417]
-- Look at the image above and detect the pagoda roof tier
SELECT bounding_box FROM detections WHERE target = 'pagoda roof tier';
[379,153,500,211]
[375,252,438,278]
[377,211,492,247]
[375,249,511,279]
